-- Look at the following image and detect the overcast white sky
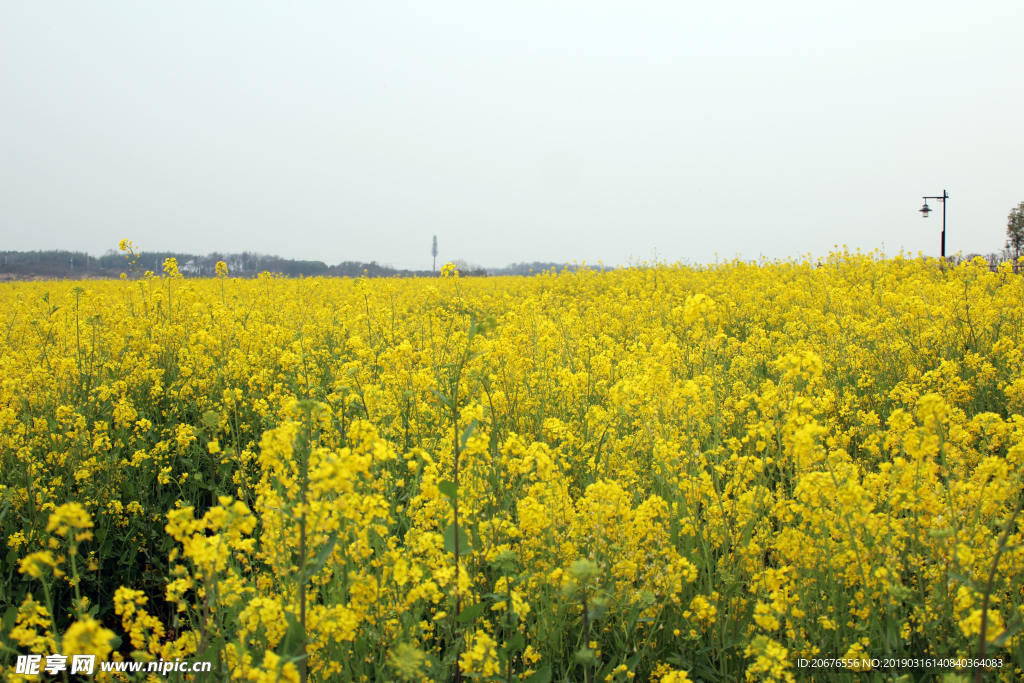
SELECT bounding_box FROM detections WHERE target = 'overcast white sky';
[2,2,1022,269]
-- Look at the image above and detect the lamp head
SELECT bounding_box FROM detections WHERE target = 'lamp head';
[919,202,931,217]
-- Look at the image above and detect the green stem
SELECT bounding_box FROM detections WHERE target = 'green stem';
[974,488,1023,683]
[298,404,312,683]
[581,592,593,683]
[452,393,462,683]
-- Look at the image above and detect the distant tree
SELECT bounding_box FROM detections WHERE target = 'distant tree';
[431,235,438,272]
[1008,201,1024,259]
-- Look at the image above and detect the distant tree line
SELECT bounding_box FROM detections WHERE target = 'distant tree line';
[0,250,605,281]
[0,250,444,280]
[488,261,611,276]
[1008,201,1024,260]
[1,250,107,279]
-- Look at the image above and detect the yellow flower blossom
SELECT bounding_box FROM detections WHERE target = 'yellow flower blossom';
[2,249,1023,681]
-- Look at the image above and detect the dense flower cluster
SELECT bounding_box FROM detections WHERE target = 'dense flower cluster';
[1,251,1023,681]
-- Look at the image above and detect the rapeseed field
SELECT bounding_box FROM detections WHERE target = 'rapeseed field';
[1,249,1023,683]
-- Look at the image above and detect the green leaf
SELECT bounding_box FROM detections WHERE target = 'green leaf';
[523,666,552,683]
[694,663,721,682]
[304,531,339,582]
[503,633,525,654]
[443,524,471,555]
[991,614,1023,648]
[624,602,642,632]
[455,600,489,624]
[460,420,479,448]
[720,636,745,650]
[198,634,226,665]
[946,572,977,591]
[5,549,17,567]
[108,635,122,650]
[588,598,608,622]
[430,389,453,410]
[438,480,458,501]
[596,660,617,683]
[2,606,17,632]
[277,612,307,658]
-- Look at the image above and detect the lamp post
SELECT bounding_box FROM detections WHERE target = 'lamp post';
[919,190,948,258]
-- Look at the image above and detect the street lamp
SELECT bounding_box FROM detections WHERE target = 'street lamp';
[919,190,948,258]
